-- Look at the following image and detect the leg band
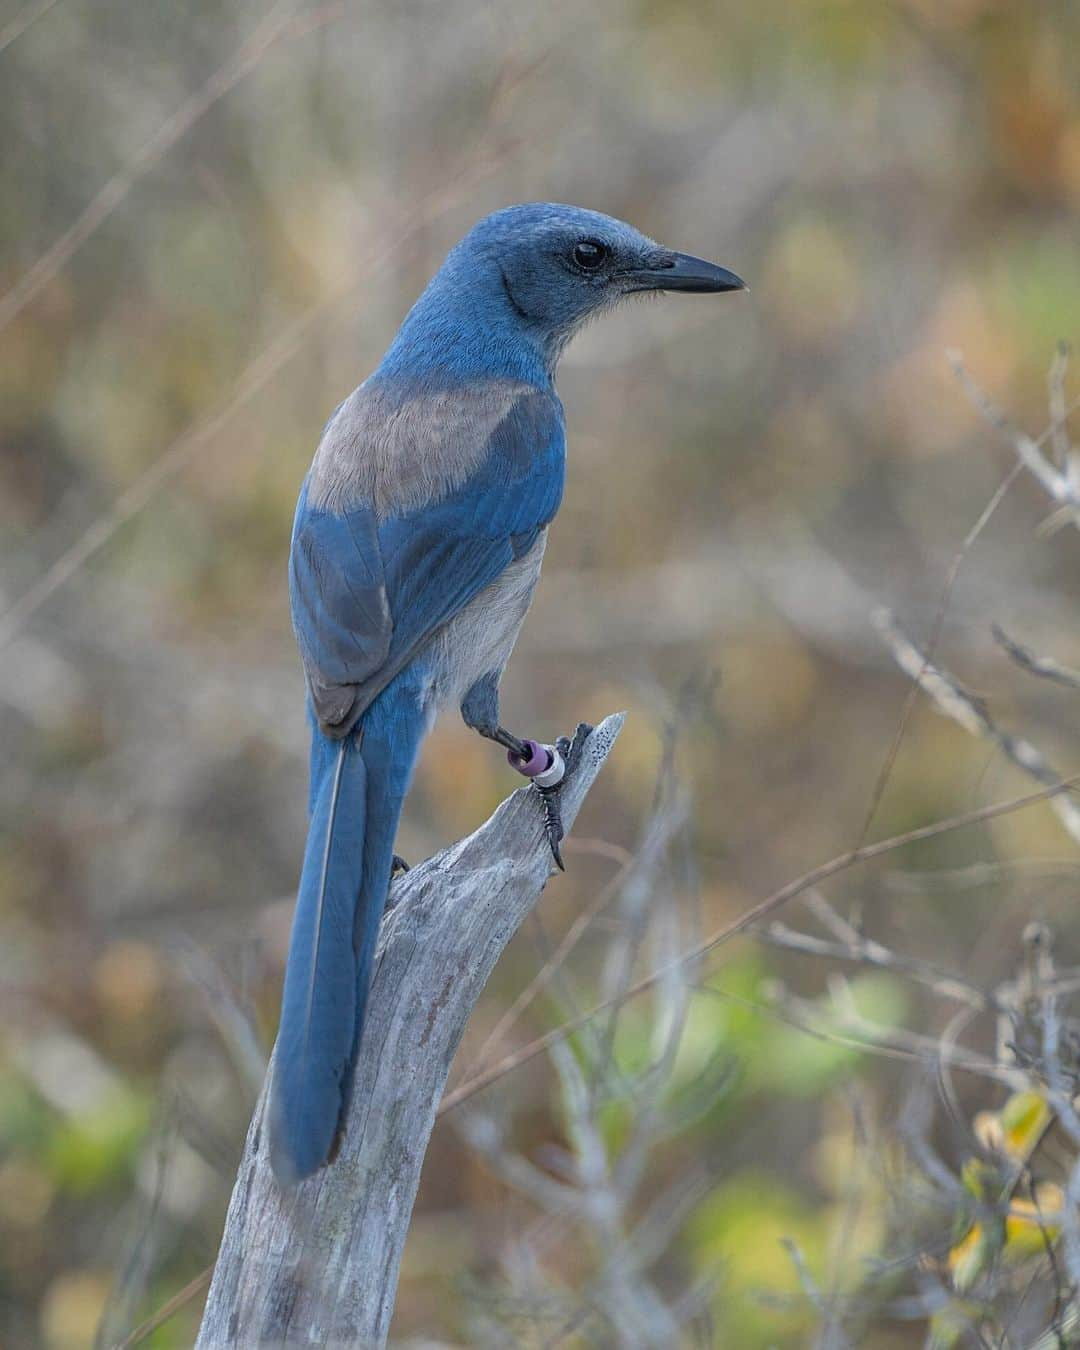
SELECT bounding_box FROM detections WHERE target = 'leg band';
[508,740,565,787]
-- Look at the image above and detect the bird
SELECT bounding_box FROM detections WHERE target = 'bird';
[269,202,745,1185]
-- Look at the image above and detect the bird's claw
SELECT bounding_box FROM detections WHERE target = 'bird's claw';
[534,725,591,872]
[391,853,410,876]
[537,781,565,870]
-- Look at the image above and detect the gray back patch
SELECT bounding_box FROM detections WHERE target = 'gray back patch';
[308,378,547,517]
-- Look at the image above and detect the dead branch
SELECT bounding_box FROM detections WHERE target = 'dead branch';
[194,715,623,1349]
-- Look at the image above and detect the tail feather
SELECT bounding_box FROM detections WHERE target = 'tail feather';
[270,733,368,1184]
[269,686,426,1186]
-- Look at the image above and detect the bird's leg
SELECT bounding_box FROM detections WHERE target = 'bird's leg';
[477,723,570,868]
[460,677,531,759]
[461,676,580,868]
[391,854,410,876]
[483,723,533,762]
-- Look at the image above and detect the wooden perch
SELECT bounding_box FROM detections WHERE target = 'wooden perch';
[195,713,624,1349]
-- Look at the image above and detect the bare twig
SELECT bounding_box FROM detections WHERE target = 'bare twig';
[0,0,322,332]
[759,906,991,1011]
[1048,342,1074,480]
[764,976,1013,1086]
[992,624,1080,692]
[855,458,1023,849]
[886,858,1080,895]
[0,0,62,56]
[460,844,635,1079]
[875,607,1080,846]
[112,1267,212,1350]
[947,351,1080,516]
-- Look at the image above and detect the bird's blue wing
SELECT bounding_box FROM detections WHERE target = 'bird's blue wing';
[289,485,392,731]
[290,388,565,733]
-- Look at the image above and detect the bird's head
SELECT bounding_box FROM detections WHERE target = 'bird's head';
[449,202,745,358]
[377,203,745,384]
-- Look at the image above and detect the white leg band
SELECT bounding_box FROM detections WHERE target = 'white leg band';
[533,746,565,789]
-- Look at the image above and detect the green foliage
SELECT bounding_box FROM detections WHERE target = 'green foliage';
[754,973,908,1098]
[688,1172,827,1343]
[43,1089,152,1196]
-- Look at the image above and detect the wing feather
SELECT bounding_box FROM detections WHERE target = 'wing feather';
[289,386,564,733]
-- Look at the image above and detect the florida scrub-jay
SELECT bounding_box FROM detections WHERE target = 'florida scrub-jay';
[270,203,744,1184]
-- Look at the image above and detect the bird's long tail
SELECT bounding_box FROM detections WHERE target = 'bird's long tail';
[269,692,425,1184]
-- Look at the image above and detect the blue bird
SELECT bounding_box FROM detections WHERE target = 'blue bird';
[270,203,744,1184]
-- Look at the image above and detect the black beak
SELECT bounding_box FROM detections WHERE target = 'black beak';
[622,251,746,295]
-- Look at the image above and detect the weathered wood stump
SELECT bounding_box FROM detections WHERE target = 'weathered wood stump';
[196,714,623,1348]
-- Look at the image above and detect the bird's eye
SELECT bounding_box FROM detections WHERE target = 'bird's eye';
[572,239,608,271]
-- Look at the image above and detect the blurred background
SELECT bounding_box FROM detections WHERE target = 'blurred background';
[2,0,1079,1345]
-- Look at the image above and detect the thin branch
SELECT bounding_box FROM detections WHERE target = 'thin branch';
[780,1236,830,1322]
[885,857,1080,894]
[112,1267,212,1350]
[947,350,1080,515]
[460,845,634,1079]
[0,0,62,56]
[992,623,1080,692]
[854,457,1022,849]
[0,0,320,332]
[758,915,992,1011]
[1047,341,1074,478]
[875,607,1080,846]
[766,976,1013,1085]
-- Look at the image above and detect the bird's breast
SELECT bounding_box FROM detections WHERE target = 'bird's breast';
[426,530,548,709]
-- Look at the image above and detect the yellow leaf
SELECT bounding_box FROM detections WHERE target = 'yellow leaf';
[1003,1185,1065,1260]
[999,1091,1051,1162]
[948,1221,999,1292]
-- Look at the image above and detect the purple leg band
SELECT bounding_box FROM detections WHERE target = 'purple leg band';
[508,739,551,777]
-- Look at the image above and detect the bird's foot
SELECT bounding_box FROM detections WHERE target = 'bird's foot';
[508,723,592,871]
[384,853,412,912]
[537,775,565,870]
